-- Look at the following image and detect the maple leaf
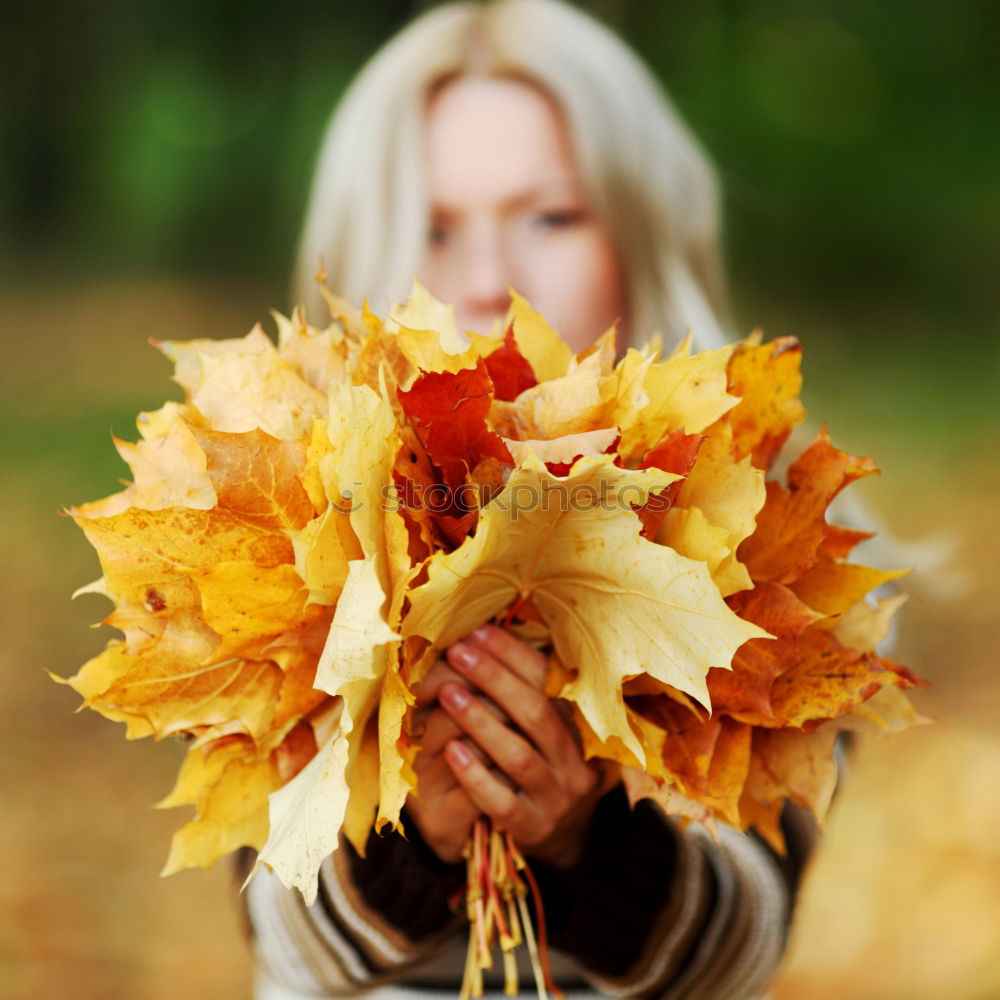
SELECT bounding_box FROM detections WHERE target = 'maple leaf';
[738,428,878,585]
[484,323,539,400]
[504,289,573,382]
[397,361,513,489]
[188,425,317,533]
[62,283,924,906]
[389,281,505,375]
[272,306,351,393]
[707,583,822,724]
[73,413,214,519]
[766,627,911,730]
[613,337,738,466]
[832,593,908,653]
[629,697,752,827]
[389,278,471,355]
[790,557,908,618]
[489,348,617,441]
[720,336,805,469]
[72,505,292,653]
[654,433,765,598]
[158,327,326,440]
[744,724,840,828]
[503,428,620,474]
[403,455,769,762]
[64,632,284,742]
[159,738,280,875]
[252,722,352,904]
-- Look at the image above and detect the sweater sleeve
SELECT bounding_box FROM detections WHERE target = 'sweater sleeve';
[237,820,467,997]
[237,790,818,999]
[527,785,819,1000]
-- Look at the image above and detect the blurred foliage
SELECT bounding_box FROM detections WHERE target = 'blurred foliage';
[2,6,998,998]
[3,0,998,341]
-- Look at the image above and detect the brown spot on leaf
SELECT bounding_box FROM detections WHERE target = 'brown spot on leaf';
[144,587,167,612]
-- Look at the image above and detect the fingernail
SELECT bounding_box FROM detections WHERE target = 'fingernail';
[441,683,471,710]
[449,642,479,671]
[448,741,472,766]
[470,626,491,643]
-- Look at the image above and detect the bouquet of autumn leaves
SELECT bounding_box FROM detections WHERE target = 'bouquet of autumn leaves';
[63,283,923,993]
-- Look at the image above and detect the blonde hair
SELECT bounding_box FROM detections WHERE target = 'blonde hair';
[295,0,730,350]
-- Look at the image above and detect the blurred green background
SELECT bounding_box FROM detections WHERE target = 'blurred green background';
[3,2,998,998]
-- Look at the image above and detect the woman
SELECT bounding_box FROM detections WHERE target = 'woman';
[242,2,817,998]
[294,0,730,354]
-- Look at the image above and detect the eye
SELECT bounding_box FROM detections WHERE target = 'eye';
[427,223,450,247]
[532,209,585,230]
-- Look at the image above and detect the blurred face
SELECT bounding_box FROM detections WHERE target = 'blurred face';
[419,76,624,353]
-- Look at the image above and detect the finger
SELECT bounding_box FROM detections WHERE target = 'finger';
[413,705,463,758]
[438,682,552,796]
[464,625,548,689]
[413,660,509,724]
[413,713,490,773]
[416,703,513,760]
[413,744,469,793]
[445,643,577,766]
[414,659,463,706]
[405,784,481,861]
[443,739,533,834]
[412,688,508,753]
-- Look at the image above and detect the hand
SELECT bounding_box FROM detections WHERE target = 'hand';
[406,625,605,868]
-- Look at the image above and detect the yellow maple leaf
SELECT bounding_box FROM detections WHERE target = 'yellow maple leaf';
[656,434,765,597]
[196,561,322,663]
[188,425,317,533]
[502,427,620,468]
[64,632,283,741]
[489,349,616,440]
[388,280,504,374]
[73,506,290,653]
[290,507,362,607]
[745,724,840,827]
[504,289,573,382]
[159,327,326,440]
[832,593,908,652]
[613,337,738,465]
[388,278,471,355]
[159,739,280,875]
[252,725,352,905]
[74,414,214,519]
[791,558,909,619]
[403,455,769,763]
[272,307,351,394]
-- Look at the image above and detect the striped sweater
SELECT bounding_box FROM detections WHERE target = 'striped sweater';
[237,786,818,999]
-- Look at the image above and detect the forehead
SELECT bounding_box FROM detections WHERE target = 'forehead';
[424,76,579,206]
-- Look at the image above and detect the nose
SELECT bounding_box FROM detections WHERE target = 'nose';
[459,224,511,333]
